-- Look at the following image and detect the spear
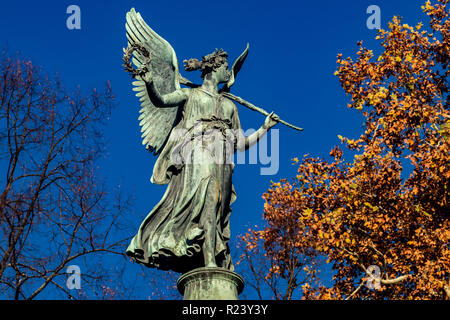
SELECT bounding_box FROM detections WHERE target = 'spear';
[178,76,304,132]
[220,92,303,132]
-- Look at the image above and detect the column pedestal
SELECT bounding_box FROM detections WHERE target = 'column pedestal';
[177,267,244,300]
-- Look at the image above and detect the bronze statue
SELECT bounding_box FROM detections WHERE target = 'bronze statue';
[123,8,300,274]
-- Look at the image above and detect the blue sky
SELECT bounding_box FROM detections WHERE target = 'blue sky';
[0,0,428,299]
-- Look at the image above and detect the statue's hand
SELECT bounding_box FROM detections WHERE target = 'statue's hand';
[263,111,280,130]
[183,58,202,71]
[139,56,152,83]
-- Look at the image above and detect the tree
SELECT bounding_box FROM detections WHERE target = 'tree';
[0,49,134,299]
[237,225,327,300]
[241,0,449,300]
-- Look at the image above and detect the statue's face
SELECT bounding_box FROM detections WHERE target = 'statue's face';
[213,61,231,84]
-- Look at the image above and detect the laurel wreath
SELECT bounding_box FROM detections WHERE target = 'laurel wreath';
[122,43,151,78]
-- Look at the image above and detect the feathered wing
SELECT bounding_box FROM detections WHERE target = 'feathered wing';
[220,43,249,92]
[126,8,183,155]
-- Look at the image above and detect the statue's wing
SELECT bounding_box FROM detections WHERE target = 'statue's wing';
[126,8,182,155]
[220,43,249,93]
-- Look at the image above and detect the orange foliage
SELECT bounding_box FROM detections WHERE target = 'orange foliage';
[241,0,449,300]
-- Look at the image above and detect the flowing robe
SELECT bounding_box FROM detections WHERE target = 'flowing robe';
[126,88,242,274]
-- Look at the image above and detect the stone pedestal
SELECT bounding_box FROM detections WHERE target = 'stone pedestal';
[177,267,244,300]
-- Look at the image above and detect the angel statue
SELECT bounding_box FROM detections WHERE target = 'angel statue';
[123,8,300,274]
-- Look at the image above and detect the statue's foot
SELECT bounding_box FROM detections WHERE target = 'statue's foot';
[205,262,217,268]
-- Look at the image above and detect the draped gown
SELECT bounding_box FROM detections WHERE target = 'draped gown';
[126,88,242,274]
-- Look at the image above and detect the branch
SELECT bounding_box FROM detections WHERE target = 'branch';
[345,281,365,300]
[359,263,411,285]
[27,247,125,300]
[380,275,410,285]
[221,92,304,131]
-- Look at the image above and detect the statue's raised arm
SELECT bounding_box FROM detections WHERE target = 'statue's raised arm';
[124,8,186,155]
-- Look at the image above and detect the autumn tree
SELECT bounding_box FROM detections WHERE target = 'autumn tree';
[237,225,327,300]
[0,49,135,299]
[240,0,449,300]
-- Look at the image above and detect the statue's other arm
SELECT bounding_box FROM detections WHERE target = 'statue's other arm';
[145,80,189,108]
[233,106,279,152]
[236,125,268,152]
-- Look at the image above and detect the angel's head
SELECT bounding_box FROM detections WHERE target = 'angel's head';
[183,49,231,84]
